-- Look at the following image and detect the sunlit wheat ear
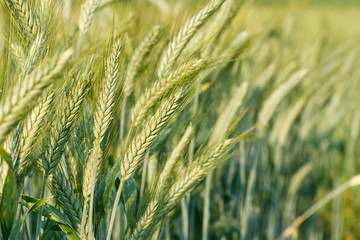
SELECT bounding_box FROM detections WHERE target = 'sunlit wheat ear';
[131,59,204,128]
[258,69,309,133]
[157,0,226,80]
[106,93,181,240]
[78,0,100,36]
[23,33,47,76]
[132,139,233,240]
[124,25,162,98]
[10,42,25,67]
[0,49,73,145]
[42,74,91,177]
[17,90,55,184]
[156,124,194,194]
[5,0,38,43]
[82,40,121,197]
[81,39,121,239]
[121,92,181,181]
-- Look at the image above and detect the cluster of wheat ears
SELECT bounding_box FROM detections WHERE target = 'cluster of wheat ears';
[0,0,252,239]
[1,0,360,239]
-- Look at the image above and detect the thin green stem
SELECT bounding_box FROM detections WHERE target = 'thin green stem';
[106,179,125,240]
[35,174,48,240]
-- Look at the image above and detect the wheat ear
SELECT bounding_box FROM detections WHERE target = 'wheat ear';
[10,42,25,67]
[23,32,47,76]
[258,69,309,130]
[107,93,181,240]
[156,124,194,194]
[157,0,226,80]
[17,90,55,184]
[122,93,181,181]
[78,0,100,36]
[124,25,162,98]
[42,74,90,177]
[50,170,83,231]
[131,59,204,128]
[81,39,121,239]
[36,74,90,239]
[5,0,38,43]
[0,49,73,145]
[131,139,233,240]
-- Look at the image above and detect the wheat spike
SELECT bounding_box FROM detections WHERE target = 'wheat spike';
[43,74,90,176]
[121,93,181,181]
[124,25,162,98]
[132,139,233,240]
[6,0,38,43]
[23,33,47,75]
[0,49,73,145]
[50,170,83,231]
[10,42,25,67]
[156,124,194,194]
[82,39,121,239]
[132,59,204,128]
[258,69,309,130]
[17,90,55,183]
[78,0,101,36]
[107,93,181,240]
[157,0,226,80]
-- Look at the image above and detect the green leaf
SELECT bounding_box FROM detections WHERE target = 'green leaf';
[57,224,80,240]
[0,168,17,240]
[0,146,12,169]
[8,196,53,240]
[102,160,122,211]
[22,195,80,240]
[121,176,138,225]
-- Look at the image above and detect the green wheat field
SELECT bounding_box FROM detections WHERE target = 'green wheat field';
[0,0,360,239]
